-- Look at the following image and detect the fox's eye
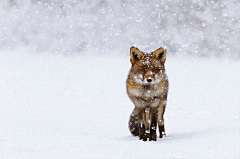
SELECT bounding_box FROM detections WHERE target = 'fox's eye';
[139,68,145,72]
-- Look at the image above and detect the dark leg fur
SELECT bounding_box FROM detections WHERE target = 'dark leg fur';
[149,112,157,141]
[157,101,167,139]
[138,110,147,141]
[159,124,165,138]
[139,122,147,141]
[129,108,166,141]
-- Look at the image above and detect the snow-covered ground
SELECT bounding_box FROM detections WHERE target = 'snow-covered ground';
[0,50,239,158]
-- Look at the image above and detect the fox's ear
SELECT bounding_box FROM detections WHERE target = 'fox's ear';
[130,46,144,65]
[152,47,167,64]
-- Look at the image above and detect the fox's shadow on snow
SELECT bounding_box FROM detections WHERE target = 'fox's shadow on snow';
[122,127,218,142]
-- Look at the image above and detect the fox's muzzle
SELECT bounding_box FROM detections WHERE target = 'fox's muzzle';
[147,78,152,83]
[144,71,154,83]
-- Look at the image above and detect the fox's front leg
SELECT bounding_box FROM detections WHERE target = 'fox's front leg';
[137,109,147,141]
[149,108,157,141]
[158,103,166,138]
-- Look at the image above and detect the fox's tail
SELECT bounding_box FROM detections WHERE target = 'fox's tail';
[128,108,139,136]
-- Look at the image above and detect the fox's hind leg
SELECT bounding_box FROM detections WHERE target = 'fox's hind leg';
[158,103,166,138]
[158,124,165,138]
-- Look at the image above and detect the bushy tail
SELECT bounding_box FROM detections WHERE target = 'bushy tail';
[128,108,139,136]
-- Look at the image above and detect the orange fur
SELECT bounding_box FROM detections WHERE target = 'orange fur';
[127,46,169,141]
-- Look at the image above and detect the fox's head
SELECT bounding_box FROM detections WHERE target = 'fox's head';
[129,46,167,85]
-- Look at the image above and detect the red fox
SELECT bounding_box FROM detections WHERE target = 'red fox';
[126,46,169,141]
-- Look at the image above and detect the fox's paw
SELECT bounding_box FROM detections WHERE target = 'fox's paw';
[149,130,156,141]
[159,125,166,138]
[149,135,156,141]
[139,133,148,141]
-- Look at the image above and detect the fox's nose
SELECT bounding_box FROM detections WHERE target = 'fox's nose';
[147,78,152,83]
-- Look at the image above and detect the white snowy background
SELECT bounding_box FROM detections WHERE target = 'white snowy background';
[0,0,240,158]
